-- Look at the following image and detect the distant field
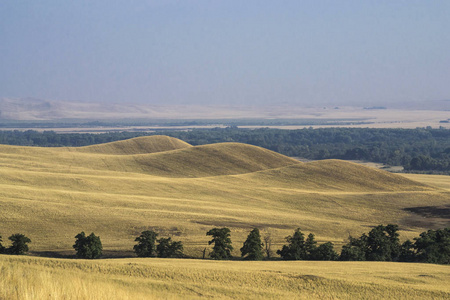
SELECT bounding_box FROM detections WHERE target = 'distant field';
[1,102,450,132]
[0,135,448,258]
[1,255,450,299]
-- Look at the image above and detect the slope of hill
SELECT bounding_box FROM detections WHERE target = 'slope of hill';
[0,136,448,258]
[237,159,431,192]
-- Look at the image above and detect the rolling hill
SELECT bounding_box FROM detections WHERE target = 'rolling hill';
[0,135,449,258]
[73,135,192,155]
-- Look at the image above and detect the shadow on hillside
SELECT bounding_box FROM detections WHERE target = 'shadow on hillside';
[193,220,294,230]
[402,205,450,229]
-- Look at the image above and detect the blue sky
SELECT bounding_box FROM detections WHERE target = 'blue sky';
[1,1,449,106]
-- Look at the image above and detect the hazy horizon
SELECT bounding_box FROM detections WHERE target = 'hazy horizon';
[1,1,450,107]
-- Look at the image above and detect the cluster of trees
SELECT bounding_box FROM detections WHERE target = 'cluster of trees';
[72,230,185,259]
[73,232,103,259]
[202,225,450,264]
[0,130,147,147]
[340,225,450,264]
[0,233,31,255]
[133,230,184,258]
[277,229,338,261]
[1,127,450,173]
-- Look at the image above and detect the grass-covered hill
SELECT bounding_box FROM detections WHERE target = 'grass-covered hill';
[74,135,192,155]
[0,135,448,257]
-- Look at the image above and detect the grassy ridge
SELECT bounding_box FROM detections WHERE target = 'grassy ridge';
[0,138,299,177]
[0,136,448,257]
[1,255,450,299]
[74,135,192,154]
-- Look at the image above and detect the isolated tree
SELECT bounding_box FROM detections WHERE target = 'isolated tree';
[240,228,264,260]
[134,230,158,257]
[73,232,102,259]
[277,228,307,260]
[7,234,31,255]
[207,227,233,260]
[156,237,184,258]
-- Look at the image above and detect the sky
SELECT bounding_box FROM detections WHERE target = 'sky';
[1,1,450,107]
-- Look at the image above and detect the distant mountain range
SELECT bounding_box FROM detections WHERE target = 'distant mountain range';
[1,97,449,121]
[0,97,323,120]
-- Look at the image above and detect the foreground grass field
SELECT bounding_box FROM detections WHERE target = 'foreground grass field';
[0,136,449,257]
[1,255,450,299]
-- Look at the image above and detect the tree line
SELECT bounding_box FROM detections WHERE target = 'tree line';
[1,127,450,173]
[2,225,449,264]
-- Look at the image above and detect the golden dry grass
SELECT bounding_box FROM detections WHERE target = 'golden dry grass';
[1,135,450,299]
[1,255,450,300]
[0,135,448,257]
[403,174,450,191]
[74,135,192,154]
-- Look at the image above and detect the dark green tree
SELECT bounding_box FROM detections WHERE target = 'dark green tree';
[311,242,339,261]
[134,230,158,257]
[340,235,368,261]
[73,232,102,259]
[414,228,450,264]
[207,227,233,260]
[7,234,31,255]
[399,240,416,262]
[156,237,184,258]
[305,233,317,259]
[277,228,307,260]
[240,228,264,260]
[366,224,400,261]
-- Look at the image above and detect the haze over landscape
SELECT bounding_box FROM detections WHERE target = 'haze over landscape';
[1,1,450,108]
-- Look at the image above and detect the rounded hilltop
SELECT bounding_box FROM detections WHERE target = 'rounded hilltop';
[73,135,192,155]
